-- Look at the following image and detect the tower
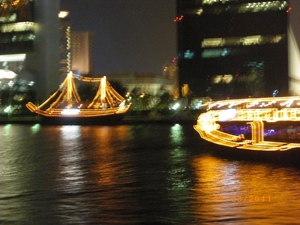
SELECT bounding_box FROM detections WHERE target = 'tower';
[71,31,95,76]
[24,0,60,101]
[288,0,300,95]
[59,11,71,82]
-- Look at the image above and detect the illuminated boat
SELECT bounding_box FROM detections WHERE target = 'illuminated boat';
[193,97,300,163]
[26,72,131,125]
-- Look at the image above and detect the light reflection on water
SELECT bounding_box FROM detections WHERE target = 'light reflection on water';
[1,124,300,224]
[192,155,300,224]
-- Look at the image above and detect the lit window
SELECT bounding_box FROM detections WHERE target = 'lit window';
[202,34,286,48]
[184,50,195,59]
[192,1,288,15]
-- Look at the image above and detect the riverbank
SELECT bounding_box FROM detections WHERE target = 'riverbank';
[0,115,41,124]
[0,110,201,125]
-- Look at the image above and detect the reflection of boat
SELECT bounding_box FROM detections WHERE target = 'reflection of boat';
[193,97,300,164]
[26,72,131,125]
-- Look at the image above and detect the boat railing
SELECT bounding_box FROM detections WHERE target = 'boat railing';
[201,107,300,122]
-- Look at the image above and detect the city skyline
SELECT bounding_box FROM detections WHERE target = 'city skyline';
[176,0,298,98]
[60,0,177,75]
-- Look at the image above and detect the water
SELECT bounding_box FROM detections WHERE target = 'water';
[1,123,300,224]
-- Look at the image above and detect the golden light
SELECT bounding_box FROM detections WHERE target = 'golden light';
[213,75,222,84]
[223,74,233,83]
[100,76,106,100]
[26,72,131,119]
[58,11,69,18]
[61,109,80,115]
[194,96,300,151]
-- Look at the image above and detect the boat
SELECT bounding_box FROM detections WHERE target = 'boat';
[26,72,131,125]
[193,96,300,164]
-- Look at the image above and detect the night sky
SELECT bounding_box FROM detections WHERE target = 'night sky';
[60,0,177,75]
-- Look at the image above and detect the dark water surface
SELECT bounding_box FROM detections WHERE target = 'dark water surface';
[1,124,300,225]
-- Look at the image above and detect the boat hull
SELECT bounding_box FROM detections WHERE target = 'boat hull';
[205,142,300,166]
[26,101,132,125]
[39,113,127,125]
[192,96,300,166]
[194,124,300,166]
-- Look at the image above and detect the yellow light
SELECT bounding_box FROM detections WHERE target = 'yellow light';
[61,109,79,115]
[101,76,106,100]
[194,96,300,151]
[213,75,222,84]
[58,11,69,18]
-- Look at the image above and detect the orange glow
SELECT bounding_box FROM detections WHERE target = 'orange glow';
[26,72,131,118]
[191,154,299,223]
[174,15,184,22]
[58,11,69,18]
[194,96,300,151]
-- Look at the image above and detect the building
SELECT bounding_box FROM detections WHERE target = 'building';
[23,0,60,101]
[0,0,60,102]
[106,71,176,97]
[163,60,179,99]
[288,0,300,95]
[0,0,34,77]
[105,59,179,100]
[71,31,95,76]
[59,11,71,81]
[0,0,35,55]
[176,0,291,99]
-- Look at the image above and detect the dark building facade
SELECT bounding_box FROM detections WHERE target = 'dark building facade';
[0,0,60,102]
[176,0,290,99]
[0,0,35,55]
